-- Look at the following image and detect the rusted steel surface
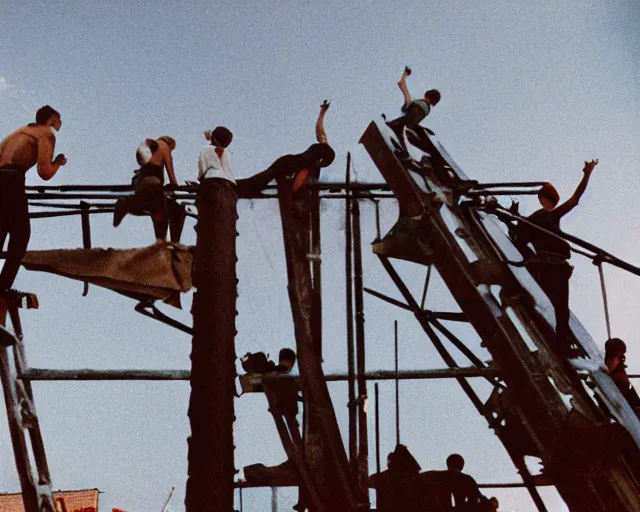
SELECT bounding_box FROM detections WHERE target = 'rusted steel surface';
[276,177,358,511]
[186,180,238,512]
[361,119,640,512]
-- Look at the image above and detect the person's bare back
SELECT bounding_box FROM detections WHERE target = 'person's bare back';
[0,105,66,299]
[0,113,66,179]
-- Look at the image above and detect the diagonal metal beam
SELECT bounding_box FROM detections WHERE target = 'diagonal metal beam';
[377,255,486,413]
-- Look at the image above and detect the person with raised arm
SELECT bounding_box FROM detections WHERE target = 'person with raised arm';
[0,106,67,295]
[516,159,599,357]
[113,136,177,243]
[396,66,441,128]
[236,101,335,197]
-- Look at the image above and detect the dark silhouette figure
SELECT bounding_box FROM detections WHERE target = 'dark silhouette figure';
[0,106,67,295]
[236,102,334,197]
[515,159,599,357]
[420,453,488,511]
[370,444,423,512]
[605,338,640,416]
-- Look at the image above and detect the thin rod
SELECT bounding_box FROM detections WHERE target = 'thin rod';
[24,181,389,193]
[394,320,400,445]
[233,479,552,489]
[374,200,381,242]
[352,196,370,506]
[374,383,381,474]
[363,288,412,311]
[420,265,432,310]
[378,256,485,413]
[596,262,612,339]
[22,367,500,382]
[492,207,640,277]
[471,181,548,189]
[345,152,358,475]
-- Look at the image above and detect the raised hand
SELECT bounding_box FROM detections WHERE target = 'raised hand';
[404,66,412,76]
[320,99,331,111]
[583,159,599,173]
[54,154,67,166]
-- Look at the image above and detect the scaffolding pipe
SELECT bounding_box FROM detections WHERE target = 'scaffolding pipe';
[352,195,370,507]
[22,367,501,382]
[394,320,400,445]
[374,382,381,474]
[345,152,358,477]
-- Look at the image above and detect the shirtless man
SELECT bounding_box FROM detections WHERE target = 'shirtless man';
[114,136,177,243]
[516,159,599,357]
[236,101,334,197]
[0,106,67,294]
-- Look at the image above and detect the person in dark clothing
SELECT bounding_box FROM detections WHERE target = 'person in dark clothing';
[0,106,67,298]
[515,159,599,357]
[113,136,177,243]
[370,444,423,512]
[420,453,487,511]
[396,66,441,128]
[605,338,640,416]
[236,101,334,197]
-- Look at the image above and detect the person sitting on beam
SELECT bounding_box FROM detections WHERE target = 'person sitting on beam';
[113,136,177,244]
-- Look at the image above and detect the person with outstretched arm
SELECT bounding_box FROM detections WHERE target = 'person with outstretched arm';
[396,66,441,127]
[0,106,67,295]
[516,159,599,357]
[236,101,335,197]
[113,136,177,243]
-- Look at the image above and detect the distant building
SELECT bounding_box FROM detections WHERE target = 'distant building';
[0,489,99,512]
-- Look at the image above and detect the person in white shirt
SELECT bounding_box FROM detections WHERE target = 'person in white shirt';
[198,126,234,184]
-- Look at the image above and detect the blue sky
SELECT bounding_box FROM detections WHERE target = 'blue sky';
[0,1,639,510]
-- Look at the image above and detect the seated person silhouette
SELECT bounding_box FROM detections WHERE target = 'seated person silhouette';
[420,453,488,511]
[605,337,640,416]
[370,444,423,512]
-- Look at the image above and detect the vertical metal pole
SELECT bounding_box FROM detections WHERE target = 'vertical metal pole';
[352,195,370,507]
[80,201,91,296]
[394,320,400,446]
[239,488,243,512]
[373,199,381,242]
[597,262,612,339]
[271,486,278,512]
[374,383,381,474]
[311,186,322,358]
[420,265,432,310]
[186,180,238,512]
[345,153,357,475]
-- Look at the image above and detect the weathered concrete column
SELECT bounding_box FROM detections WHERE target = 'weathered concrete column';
[186,179,238,512]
